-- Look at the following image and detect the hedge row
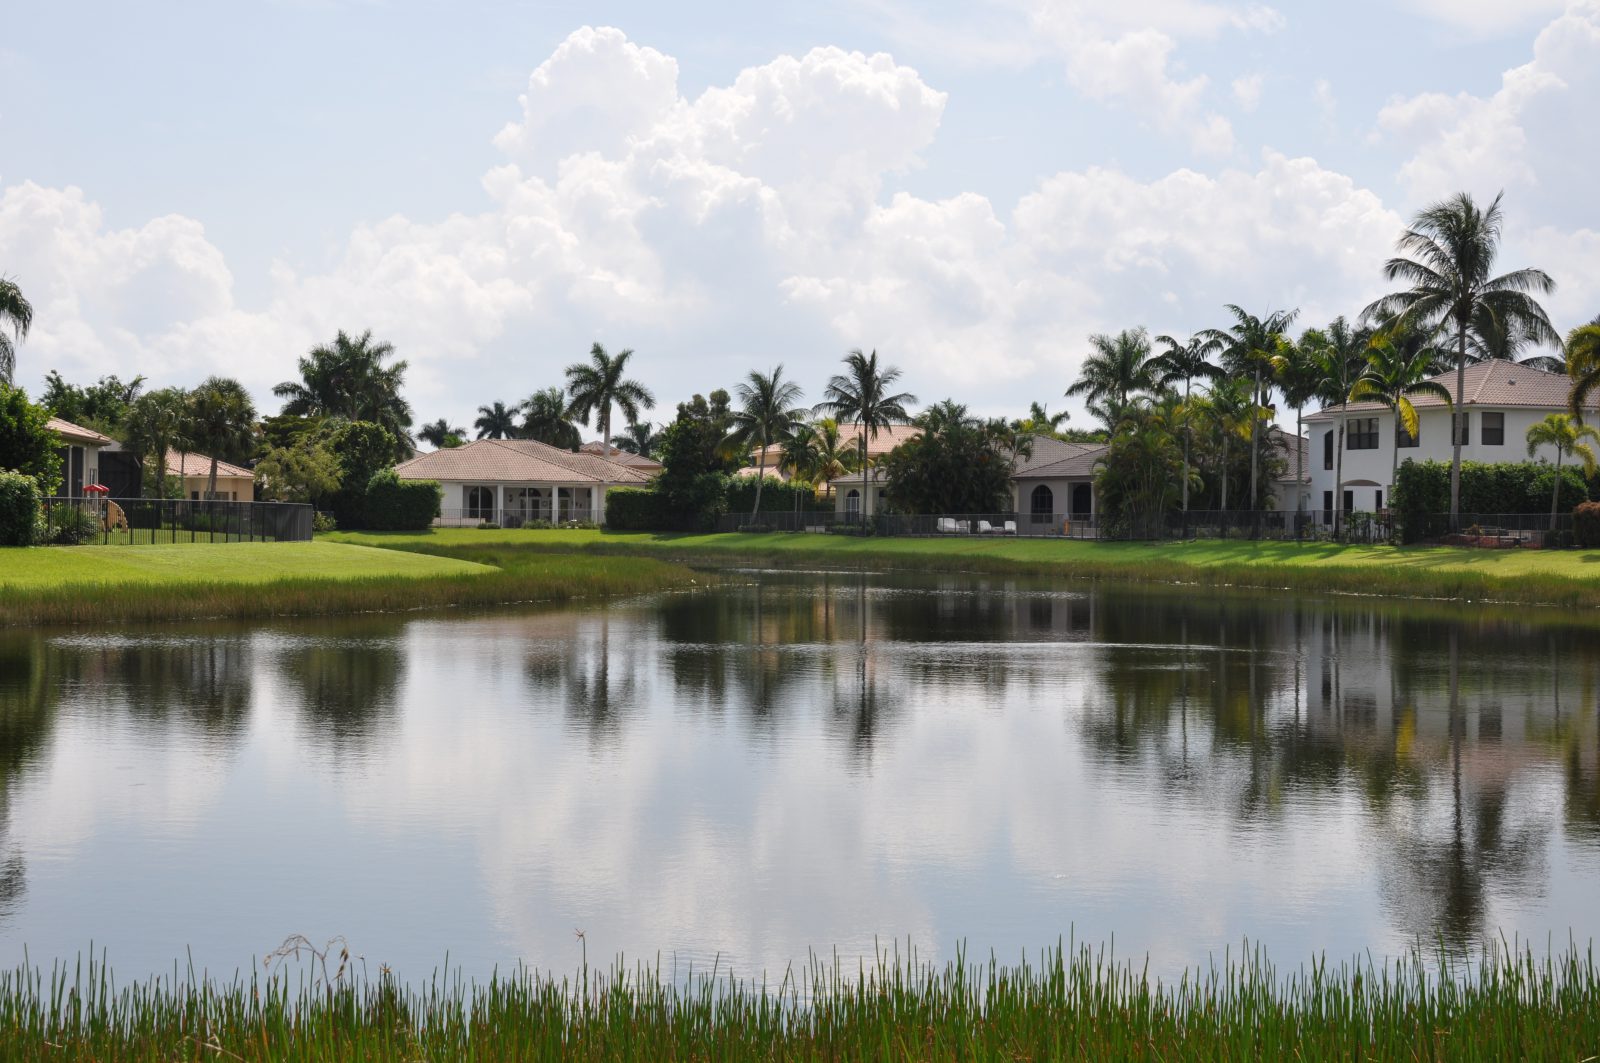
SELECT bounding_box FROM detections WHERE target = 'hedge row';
[606,475,829,532]
[1392,459,1591,543]
[333,471,442,531]
[0,471,39,547]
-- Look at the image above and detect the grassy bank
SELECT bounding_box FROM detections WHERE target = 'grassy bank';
[329,527,1600,610]
[1,942,1593,1061]
[0,541,698,628]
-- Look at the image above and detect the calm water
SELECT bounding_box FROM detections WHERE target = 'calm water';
[0,571,1596,981]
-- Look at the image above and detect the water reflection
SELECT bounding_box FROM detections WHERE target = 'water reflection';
[269,619,406,752]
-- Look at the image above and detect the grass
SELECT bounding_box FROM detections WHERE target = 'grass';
[0,541,699,628]
[0,940,1593,1061]
[328,527,1600,610]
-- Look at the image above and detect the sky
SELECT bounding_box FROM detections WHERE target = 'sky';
[3,0,1598,439]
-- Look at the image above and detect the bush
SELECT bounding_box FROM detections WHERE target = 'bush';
[42,502,100,545]
[737,524,773,533]
[359,470,441,531]
[0,382,63,495]
[1394,459,1591,543]
[605,487,679,531]
[1574,502,1600,549]
[725,476,825,517]
[312,511,338,533]
[0,472,40,547]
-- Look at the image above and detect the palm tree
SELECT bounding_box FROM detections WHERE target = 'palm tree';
[1299,318,1368,535]
[813,349,917,521]
[123,388,189,498]
[808,418,856,488]
[418,419,465,449]
[1564,315,1600,418]
[1270,340,1324,512]
[1525,414,1600,533]
[0,277,33,386]
[611,422,660,458]
[1350,330,1455,489]
[474,401,520,440]
[1200,376,1256,511]
[1365,192,1557,529]
[1152,333,1223,512]
[778,424,821,522]
[1200,306,1298,512]
[1020,401,1070,434]
[273,329,414,449]
[1066,328,1158,427]
[726,365,807,519]
[185,377,258,500]
[520,387,582,450]
[564,343,655,451]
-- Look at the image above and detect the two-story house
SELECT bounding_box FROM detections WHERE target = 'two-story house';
[1305,360,1570,519]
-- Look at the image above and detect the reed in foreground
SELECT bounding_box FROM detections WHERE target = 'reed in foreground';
[0,940,1594,1061]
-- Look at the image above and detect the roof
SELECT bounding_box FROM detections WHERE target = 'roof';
[1012,436,1106,480]
[167,451,253,479]
[1306,360,1569,421]
[47,416,113,447]
[754,422,922,466]
[579,442,663,470]
[1270,429,1310,483]
[394,438,652,485]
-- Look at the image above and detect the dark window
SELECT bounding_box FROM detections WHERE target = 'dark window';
[1030,484,1054,520]
[1322,490,1333,519]
[1322,430,1333,470]
[1482,411,1504,445]
[466,486,494,519]
[1375,489,1383,512]
[1342,490,1354,513]
[1347,418,1379,450]
[1396,421,1419,448]
[845,489,861,517]
[1453,412,1470,445]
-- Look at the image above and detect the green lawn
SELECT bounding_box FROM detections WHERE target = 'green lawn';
[0,541,487,590]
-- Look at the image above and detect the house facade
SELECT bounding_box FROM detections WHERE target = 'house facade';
[1304,361,1569,517]
[168,451,256,501]
[395,438,650,525]
[47,417,112,498]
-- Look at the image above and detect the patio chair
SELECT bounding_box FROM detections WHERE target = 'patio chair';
[1003,520,1017,534]
[977,520,995,534]
[937,517,957,534]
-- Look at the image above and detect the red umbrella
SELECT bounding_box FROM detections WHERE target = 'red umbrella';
[83,484,109,495]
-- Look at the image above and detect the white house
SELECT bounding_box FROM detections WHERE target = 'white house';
[47,416,112,497]
[395,438,651,526]
[1305,360,1570,518]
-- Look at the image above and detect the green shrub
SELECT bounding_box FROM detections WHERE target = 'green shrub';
[0,382,63,495]
[1574,502,1600,548]
[1394,459,1591,543]
[605,487,678,531]
[724,476,825,517]
[360,470,441,531]
[312,511,338,533]
[42,502,100,545]
[0,471,40,547]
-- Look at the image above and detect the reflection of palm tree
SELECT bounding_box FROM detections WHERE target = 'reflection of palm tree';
[526,612,638,743]
[0,635,57,920]
[274,621,406,751]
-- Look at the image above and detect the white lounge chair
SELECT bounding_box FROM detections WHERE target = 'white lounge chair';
[1003,520,1017,534]
[977,520,995,534]
[937,517,957,533]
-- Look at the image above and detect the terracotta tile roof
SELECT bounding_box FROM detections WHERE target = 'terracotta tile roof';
[755,422,921,465]
[46,416,113,446]
[1307,360,1569,420]
[167,451,254,479]
[579,442,663,470]
[394,438,651,485]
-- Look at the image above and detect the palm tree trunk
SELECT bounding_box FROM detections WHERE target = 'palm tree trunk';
[859,429,867,522]
[208,456,218,500]
[154,446,167,500]
[1334,407,1347,538]
[1295,405,1304,512]
[1249,365,1261,510]
[600,404,611,456]
[1182,378,1191,512]
[1551,450,1562,534]
[1221,437,1230,511]
[1450,326,1466,531]
[753,443,767,520]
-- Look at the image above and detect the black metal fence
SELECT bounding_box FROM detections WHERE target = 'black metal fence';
[40,496,314,545]
[1397,512,1572,547]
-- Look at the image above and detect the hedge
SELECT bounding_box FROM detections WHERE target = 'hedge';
[0,471,39,547]
[1576,502,1600,549]
[605,487,678,531]
[356,470,442,531]
[1392,459,1591,543]
[606,476,828,531]
[725,475,829,517]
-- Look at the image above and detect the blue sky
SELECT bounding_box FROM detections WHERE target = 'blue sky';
[3,0,1596,436]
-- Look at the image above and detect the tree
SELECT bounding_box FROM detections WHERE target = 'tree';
[418,419,465,449]
[1270,340,1323,512]
[1200,306,1298,512]
[185,377,258,500]
[880,400,1014,515]
[473,401,520,440]
[273,329,414,455]
[725,365,806,519]
[611,422,660,458]
[254,437,342,504]
[807,418,856,487]
[39,371,145,435]
[1197,376,1255,511]
[1015,401,1070,436]
[0,278,33,387]
[1564,315,1600,418]
[655,392,737,528]
[1066,328,1157,428]
[123,388,189,500]
[564,343,655,451]
[1365,192,1557,530]
[1094,400,1186,538]
[813,349,917,521]
[0,381,62,494]
[520,387,582,450]
[326,421,399,526]
[1152,333,1222,512]
[1350,329,1454,488]
[1525,414,1600,533]
[1298,319,1368,535]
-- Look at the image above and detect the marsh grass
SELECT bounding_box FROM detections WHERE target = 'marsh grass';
[1,940,1594,1061]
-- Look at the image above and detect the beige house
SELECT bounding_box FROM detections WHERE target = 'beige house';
[47,417,112,498]
[395,438,650,526]
[745,423,921,480]
[167,452,256,502]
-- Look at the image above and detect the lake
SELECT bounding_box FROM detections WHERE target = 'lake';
[0,570,1595,982]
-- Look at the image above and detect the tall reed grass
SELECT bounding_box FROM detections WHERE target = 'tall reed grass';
[1,939,1593,1061]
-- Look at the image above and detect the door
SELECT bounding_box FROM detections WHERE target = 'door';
[1071,483,1092,519]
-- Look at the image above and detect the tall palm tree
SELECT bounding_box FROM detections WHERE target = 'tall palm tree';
[726,365,807,519]
[777,424,822,522]
[1299,318,1368,535]
[185,377,258,500]
[1365,192,1557,529]
[1350,330,1455,489]
[1564,315,1600,418]
[1021,401,1070,433]
[1525,414,1600,533]
[808,418,856,489]
[1066,328,1158,428]
[418,419,465,449]
[564,343,655,451]
[813,349,917,521]
[473,401,520,440]
[123,387,189,499]
[1152,333,1223,512]
[1200,375,1256,511]
[273,329,414,450]
[1200,306,1298,512]
[611,422,660,458]
[1270,340,1324,512]
[0,277,33,386]
[520,387,582,450]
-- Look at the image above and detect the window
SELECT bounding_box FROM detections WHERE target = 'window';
[1452,412,1470,445]
[1347,418,1379,450]
[1030,484,1054,521]
[1322,490,1333,519]
[1482,411,1504,445]
[1374,489,1383,512]
[1396,421,1419,448]
[845,488,861,517]
[1342,489,1354,513]
[1323,430,1333,470]
[466,486,495,519]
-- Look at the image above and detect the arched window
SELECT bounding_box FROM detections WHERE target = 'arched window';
[466,486,494,519]
[845,488,861,517]
[1030,484,1054,521]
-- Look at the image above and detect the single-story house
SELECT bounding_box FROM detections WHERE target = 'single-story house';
[47,416,112,498]
[580,440,663,475]
[395,437,651,526]
[167,451,256,502]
